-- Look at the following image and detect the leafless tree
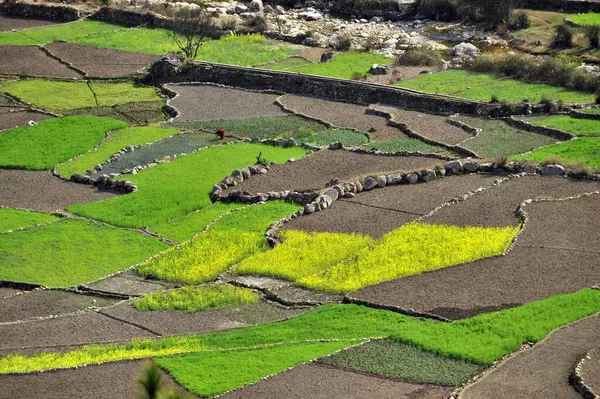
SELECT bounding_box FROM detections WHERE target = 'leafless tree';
[168,8,215,61]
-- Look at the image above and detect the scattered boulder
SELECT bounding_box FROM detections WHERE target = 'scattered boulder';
[362,176,378,191]
[320,52,334,63]
[540,164,565,176]
[463,161,479,173]
[235,3,249,13]
[369,64,389,75]
[421,169,437,182]
[249,0,263,12]
[232,169,244,182]
[304,203,316,214]
[377,175,387,187]
[387,173,403,185]
[404,173,419,184]
[445,160,463,175]
[449,42,480,58]
[274,4,285,14]
[299,10,323,21]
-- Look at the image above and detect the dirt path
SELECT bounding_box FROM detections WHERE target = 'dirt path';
[460,313,600,399]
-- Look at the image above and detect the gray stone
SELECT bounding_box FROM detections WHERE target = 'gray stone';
[404,173,418,184]
[231,169,244,182]
[249,0,263,11]
[370,64,389,75]
[387,173,403,185]
[300,11,323,20]
[320,52,334,63]
[251,136,261,143]
[274,4,285,14]
[463,161,479,172]
[263,4,273,13]
[377,175,387,187]
[241,168,251,179]
[522,163,537,174]
[355,181,363,192]
[479,162,493,172]
[449,42,480,58]
[304,203,316,214]
[540,164,565,176]
[333,184,345,198]
[445,160,463,174]
[362,176,378,190]
[235,3,249,13]
[223,176,234,186]
[421,169,437,182]
[323,187,339,201]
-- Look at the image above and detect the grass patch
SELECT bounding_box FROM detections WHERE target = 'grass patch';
[579,108,600,114]
[362,138,446,153]
[318,339,484,386]
[234,230,373,282]
[1,80,161,113]
[298,222,519,294]
[168,115,368,146]
[0,116,127,170]
[0,208,60,233]
[56,126,179,179]
[133,285,260,312]
[456,115,558,157]
[0,219,167,287]
[67,143,306,228]
[395,70,499,95]
[261,57,312,71]
[512,137,600,168]
[568,13,600,26]
[157,341,351,397]
[0,20,121,46]
[532,115,600,136]
[137,202,300,284]
[3,290,600,374]
[64,101,168,126]
[287,51,392,80]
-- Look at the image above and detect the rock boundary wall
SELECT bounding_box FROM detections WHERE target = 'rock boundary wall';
[1,2,81,22]
[570,347,600,399]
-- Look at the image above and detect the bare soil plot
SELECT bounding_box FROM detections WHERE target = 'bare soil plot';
[0,359,192,399]
[223,150,439,194]
[351,194,600,319]
[0,14,58,31]
[166,84,284,121]
[65,101,167,126]
[0,45,81,78]
[370,104,472,145]
[426,175,600,227]
[284,174,498,237]
[45,42,158,78]
[0,290,117,323]
[460,313,600,399]
[0,311,156,352]
[278,94,408,140]
[221,363,449,399]
[0,287,22,298]
[84,271,172,297]
[100,301,307,336]
[0,108,53,130]
[579,346,600,397]
[0,170,117,213]
[365,66,437,85]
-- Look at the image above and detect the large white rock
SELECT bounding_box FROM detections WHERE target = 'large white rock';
[234,3,249,13]
[449,42,480,58]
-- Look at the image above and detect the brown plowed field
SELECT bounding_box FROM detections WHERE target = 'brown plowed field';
[221,363,448,399]
[0,108,53,131]
[0,14,58,31]
[45,42,158,78]
[166,84,284,121]
[0,170,117,213]
[223,150,440,194]
[0,45,81,78]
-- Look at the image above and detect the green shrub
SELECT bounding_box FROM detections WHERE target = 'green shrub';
[551,24,573,48]
[586,25,600,48]
[508,11,530,30]
[396,46,442,67]
[333,34,352,51]
[418,0,459,21]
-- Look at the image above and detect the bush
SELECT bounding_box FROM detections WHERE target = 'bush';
[508,11,530,30]
[551,24,573,48]
[218,15,238,31]
[242,14,269,34]
[396,46,442,66]
[363,33,383,51]
[418,0,458,21]
[586,25,600,48]
[333,34,352,51]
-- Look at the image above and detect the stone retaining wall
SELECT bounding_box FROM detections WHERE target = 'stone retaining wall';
[149,60,502,116]
[1,2,81,22]
[505,116,575,141]
[570,110,600,121]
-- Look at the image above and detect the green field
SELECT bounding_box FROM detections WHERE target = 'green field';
[133,285,260,312]
[396,70,595,103]
[512,137,600,168]
[0,20,121,45]
[362,138,447,154]
[67,143,307,228]
[1,80,161,113]
[567,13,600,26]
[56,126,179,179]
[532,115,600,137]
[137,202,300,284]
[299,222,519,293]
[280,51,392,80]
[0,208,60,233]
[0,116,127,170]
[0,219,167,287]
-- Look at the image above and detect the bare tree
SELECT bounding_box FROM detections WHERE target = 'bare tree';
[168,8,215,61]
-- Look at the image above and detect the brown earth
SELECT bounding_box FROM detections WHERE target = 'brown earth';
[0,14,58,31]
[0,108,53,130]
[100,301,308,336]
[45,42,159,78]
[224,150,440,194]
[460,313,600,399]
[85,271,173,296]
[221,363,448,399]
[370,104,472,145]
[365,65,437,85]
[278,94,408,140]
[0,170,117,213]
[579,346,600,397]
[0,45,82,78]
[284,174,499,237]
[351,193,600,319]
[0,360,194,399]
[426,175,600,227]
[166,84,284,121]
[0,290,117,323]
[0,287,22,298]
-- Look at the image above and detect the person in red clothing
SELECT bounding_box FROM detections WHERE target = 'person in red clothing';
[216,128,226,140]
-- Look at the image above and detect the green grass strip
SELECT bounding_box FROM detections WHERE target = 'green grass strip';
[0,20,121,45]
[156,341,352,397]
[234,230,374,281]
[286,51,392,80]
[2,80,161,113]
[67,143,306,228]
[395,70,499,95]
[567,13,600,26]
[0,116,127,170]
[56,126,179,179]
[133,285,260,312]
[512,137,600,168]
[362,138,445,154]
[298,222,519,293]
[136,201,300,284]
[0,208,60,233]
[532,115,600,137]
[2,290,600,374]
[0,219,168,287]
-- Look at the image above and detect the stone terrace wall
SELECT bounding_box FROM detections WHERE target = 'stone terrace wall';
[150,61,501,116]
[1,2,81,22]
[514,0,600,12]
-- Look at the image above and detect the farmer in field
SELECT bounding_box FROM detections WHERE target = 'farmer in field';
[216,128,226,140]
